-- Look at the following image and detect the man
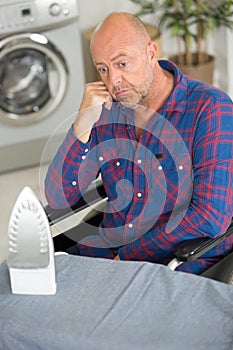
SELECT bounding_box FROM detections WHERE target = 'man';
[45,12,233,274]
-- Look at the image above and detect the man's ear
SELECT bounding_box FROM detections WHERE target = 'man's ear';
[147,41,158,63]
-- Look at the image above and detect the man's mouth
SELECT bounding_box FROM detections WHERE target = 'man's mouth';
[114,89,130,98]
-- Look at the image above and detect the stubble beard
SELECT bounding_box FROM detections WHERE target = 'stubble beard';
[119,71,154,110]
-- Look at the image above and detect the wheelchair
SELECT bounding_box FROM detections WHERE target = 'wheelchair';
[45,180,233,285]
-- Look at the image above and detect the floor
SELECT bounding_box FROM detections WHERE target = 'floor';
[0,164,49,264]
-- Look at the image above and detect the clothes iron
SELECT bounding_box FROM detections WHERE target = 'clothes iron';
[7,186,56,295]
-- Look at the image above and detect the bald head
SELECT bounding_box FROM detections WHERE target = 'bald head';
[90,12,151,55]
[88,12,160,108]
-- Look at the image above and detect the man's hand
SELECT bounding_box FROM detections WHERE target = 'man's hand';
[73,82,112,143]
[79,81,112,111]
[114,255,120,260]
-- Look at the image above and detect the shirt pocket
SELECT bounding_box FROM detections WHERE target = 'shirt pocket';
[152,152,192,173]
[151,152,193,195]
[152,153,177,175]
[156,154,193,209]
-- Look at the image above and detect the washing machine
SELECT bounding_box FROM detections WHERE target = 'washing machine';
[0,0,85,173]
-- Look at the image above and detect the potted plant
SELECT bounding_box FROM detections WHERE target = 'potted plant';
[129,0,233,84]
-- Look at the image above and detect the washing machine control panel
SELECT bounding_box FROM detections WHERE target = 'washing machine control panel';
[0,0,79,36]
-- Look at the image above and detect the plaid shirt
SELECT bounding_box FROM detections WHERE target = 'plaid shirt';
[45,60,233,274]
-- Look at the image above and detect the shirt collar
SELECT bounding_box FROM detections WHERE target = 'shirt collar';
[158,60,188,114]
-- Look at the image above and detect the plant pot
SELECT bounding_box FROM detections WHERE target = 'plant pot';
[170,53,215,85]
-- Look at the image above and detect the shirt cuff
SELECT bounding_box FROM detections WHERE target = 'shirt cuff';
[117,244,134,261]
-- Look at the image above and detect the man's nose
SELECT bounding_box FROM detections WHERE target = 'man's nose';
[109,68,122,86]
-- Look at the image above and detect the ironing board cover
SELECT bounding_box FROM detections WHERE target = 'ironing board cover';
[0,255,233,350]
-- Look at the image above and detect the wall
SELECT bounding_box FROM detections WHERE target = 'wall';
[211,27,233,99]
[226,28,233,99]
[79,0,138,32]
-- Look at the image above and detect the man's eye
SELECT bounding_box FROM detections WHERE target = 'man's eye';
[119,62,128,68]
[98,67,108,74]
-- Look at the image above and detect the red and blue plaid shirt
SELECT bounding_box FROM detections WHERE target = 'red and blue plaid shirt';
[45,60,233,274]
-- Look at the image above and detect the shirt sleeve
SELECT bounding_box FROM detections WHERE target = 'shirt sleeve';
[118,93,233,263]
[44,126,99,209]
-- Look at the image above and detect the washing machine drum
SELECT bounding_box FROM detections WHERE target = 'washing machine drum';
[0,49,50,115]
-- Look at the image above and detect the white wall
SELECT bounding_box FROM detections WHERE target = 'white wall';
[79,0,138,31]
[226,28,233,99]
[207,27,233,99]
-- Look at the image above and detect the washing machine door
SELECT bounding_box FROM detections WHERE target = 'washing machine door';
[0,33,68,125]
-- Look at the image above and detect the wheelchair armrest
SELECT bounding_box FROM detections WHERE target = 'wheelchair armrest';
[175,220,233,263]
[168,220,233,271]
[45,183,107,226]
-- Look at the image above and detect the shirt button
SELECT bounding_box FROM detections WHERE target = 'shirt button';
[72,180,77,186]
[81,155,86,160]
[178,165,184,170]
[84,148,89,153]
[158,165,163,171]
[126,125,131,130]
[99,156,104,161]
[137,159,142,164]
[116,161,120,166]
[137,192,142,198]
[128,223,133,228]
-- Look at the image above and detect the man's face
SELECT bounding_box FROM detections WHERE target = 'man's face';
[91,32,155,108]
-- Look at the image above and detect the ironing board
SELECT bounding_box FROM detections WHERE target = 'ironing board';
[0,255,233,350]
